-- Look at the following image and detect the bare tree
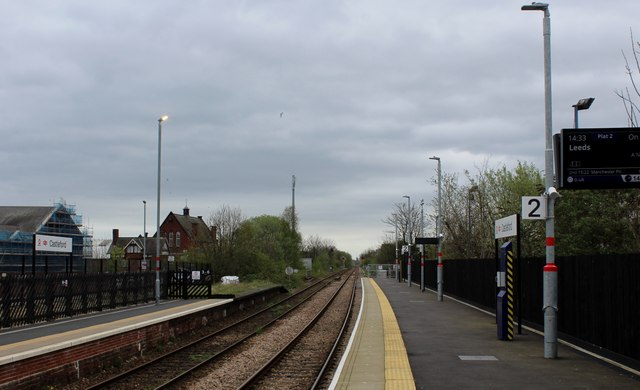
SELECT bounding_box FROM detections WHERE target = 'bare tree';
[382,201,422,245]
[302,235,335,258]
[616,28,640,127]
[207,204,245,256]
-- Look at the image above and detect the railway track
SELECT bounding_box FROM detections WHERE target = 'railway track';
[84,270,351,390]
[237,269,358,390]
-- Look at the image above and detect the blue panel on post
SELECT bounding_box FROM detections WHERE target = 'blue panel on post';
[497,290,508,340]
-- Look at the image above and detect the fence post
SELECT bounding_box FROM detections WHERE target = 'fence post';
[97,273,103,312]
[26,276,35,323]
[81,273,88,314]
[182,270,189,300]
[65,277,72,317]
[122,273,129,307]
[45,275,55,321]
[1,275,12,328]
[110,275,117,309]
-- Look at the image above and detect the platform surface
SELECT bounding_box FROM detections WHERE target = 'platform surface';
[2,275,639,389]
[330,278,415,390]
[375,275,640,389]
[0,298,231,365]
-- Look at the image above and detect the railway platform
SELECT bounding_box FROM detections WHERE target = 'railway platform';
[2,274,639,389]
[338,275,639,389]
[0,298,232,366]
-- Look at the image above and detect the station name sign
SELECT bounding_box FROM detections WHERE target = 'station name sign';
[495,214,518,239]
[560,128,640,189]
[35,234,72,253]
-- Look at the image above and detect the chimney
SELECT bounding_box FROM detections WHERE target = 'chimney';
[211,225,217,242]
[112,228,119,244]
[183,206,190,216]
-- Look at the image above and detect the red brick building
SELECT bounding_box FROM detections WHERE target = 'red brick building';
[159,206,217,258]
[110,229,167,272]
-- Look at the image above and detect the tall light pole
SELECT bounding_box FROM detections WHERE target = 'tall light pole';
[522,2,557,359]
[467,185,478,258]
[156,115,168,305]
[143,200,147,272]
[395,215,400,282]
[403,195,411,287]
[420,199,424,237]
[573,97,594,128]
[429,156,443,301]
[420,199,425,291]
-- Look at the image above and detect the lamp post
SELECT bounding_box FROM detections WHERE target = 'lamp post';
[403,195,411,287]
[573,97,594,128]
[522,2,557,359]
[467,185,478,258]
[429,156,443,301]
[156,115,168,305]
[395,216,400,282]
[420,199,425,291]
[143,200,147,272]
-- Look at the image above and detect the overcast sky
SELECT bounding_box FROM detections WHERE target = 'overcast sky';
[2,1,639,257]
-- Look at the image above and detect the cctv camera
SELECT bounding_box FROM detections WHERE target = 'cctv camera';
[547,187,561,200]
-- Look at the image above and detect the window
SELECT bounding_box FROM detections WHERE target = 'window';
[169,232,174,247]
[126,245,140,254]
[176,232,181,248]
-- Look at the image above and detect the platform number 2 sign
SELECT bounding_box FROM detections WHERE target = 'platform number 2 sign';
[521,196,547,220]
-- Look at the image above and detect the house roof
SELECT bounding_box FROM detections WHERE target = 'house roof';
[166,212,214,242]
[109,236,168,257]
[0,206,56,234]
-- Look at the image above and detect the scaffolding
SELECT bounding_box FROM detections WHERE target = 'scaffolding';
[0,202,93,273]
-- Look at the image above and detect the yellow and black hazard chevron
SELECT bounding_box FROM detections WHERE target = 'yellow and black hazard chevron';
[506,249,514,340]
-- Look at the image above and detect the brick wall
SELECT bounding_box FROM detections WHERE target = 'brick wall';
[0,286,285,389]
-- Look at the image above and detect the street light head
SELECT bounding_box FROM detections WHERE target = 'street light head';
[429,156,440,161]
[159,115,169,122]
[573,97,595,110]
[403,195,410,200]
[521,2,548,11]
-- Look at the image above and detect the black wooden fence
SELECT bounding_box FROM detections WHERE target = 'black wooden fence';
[0,272,158,328]
[167,270,213,299]
[403,253,640,363]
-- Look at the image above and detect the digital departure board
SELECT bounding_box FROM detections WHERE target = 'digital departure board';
[560,128,640,189]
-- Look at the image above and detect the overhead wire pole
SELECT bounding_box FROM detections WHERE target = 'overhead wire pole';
[521,2,558,358]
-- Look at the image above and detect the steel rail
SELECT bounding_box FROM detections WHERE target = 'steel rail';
[310,269,358,389]
[85,271,346,390]
[236,268,357,389]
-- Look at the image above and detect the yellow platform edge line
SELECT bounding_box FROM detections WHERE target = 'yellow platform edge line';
[369,279,416,390]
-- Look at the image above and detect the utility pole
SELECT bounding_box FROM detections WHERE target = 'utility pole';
[291,175,296,231]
